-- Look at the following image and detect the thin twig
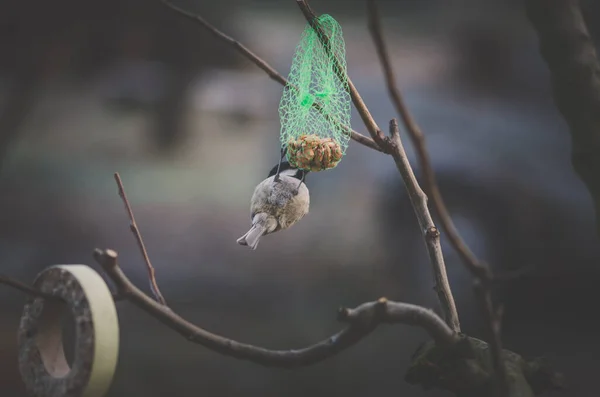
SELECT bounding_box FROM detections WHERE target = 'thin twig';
[114,172,167,306]
[367,1,507,394]
[93,248,458,368]
[386,119,460,333]
[158,0,382,153]
[366,0,487,281]
[0,274,60,300]
[295,0,388,149]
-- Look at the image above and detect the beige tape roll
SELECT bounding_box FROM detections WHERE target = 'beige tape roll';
[18,265,119,397]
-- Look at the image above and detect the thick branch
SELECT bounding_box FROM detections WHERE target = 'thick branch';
[295,0,387,149]
[387,119,460,333]
[525,0,600,236]
[158,0,381,152]
[92,248,458,368]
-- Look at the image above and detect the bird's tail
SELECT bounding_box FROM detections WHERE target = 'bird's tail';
[237,224,267,250]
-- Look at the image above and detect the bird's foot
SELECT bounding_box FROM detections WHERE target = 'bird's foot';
[273,146,287,183]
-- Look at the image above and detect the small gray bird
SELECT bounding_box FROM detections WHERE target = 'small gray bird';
[237,161,310,250]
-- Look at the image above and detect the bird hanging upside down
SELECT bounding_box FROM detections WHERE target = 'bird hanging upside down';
[237,156,310,250]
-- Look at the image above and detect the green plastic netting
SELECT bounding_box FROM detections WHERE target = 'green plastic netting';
[278,14,351,171]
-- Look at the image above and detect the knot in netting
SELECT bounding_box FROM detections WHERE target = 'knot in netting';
[278,14,351,171]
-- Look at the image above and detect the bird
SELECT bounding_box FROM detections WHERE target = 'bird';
[237,159,310,250]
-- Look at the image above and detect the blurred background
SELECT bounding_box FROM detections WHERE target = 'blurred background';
[1,0,599,396]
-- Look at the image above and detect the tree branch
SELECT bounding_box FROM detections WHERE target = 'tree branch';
[525,0,600,237]
[158,0,382,153]
[386,119,460,333]
[114,172,167,306]
[104,166,460,367]
[367,2,507,395]
[92,248,458,368]
[366,0,489,282]
[0,275,60,300]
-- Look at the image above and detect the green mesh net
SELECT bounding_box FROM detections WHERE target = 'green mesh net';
[278,14,351,172]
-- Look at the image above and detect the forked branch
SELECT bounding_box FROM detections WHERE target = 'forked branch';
[92,248,457,368]
[366,2,511,395]
[367,1,507,394]
[366,0,491,282]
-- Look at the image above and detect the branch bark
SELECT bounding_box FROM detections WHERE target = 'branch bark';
[387,119,460,333]
[525,0,600,237]
[92,248,458,368]
[365,0,490,282]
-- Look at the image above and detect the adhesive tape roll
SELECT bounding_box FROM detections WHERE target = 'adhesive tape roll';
[18,265,119,397]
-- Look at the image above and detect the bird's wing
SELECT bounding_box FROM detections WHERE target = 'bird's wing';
[267,177,296,208]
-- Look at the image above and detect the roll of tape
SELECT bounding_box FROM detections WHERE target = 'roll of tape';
[18,265,119,397]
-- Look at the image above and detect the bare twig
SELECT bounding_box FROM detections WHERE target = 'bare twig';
[366,0,487,281]
[92,248,458,368]
[386,119,460,333]
[0,274,60,300]
[114,172,167,306]
[158,0,382,153]
[367,2,507,394]
[295,0,388,149]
